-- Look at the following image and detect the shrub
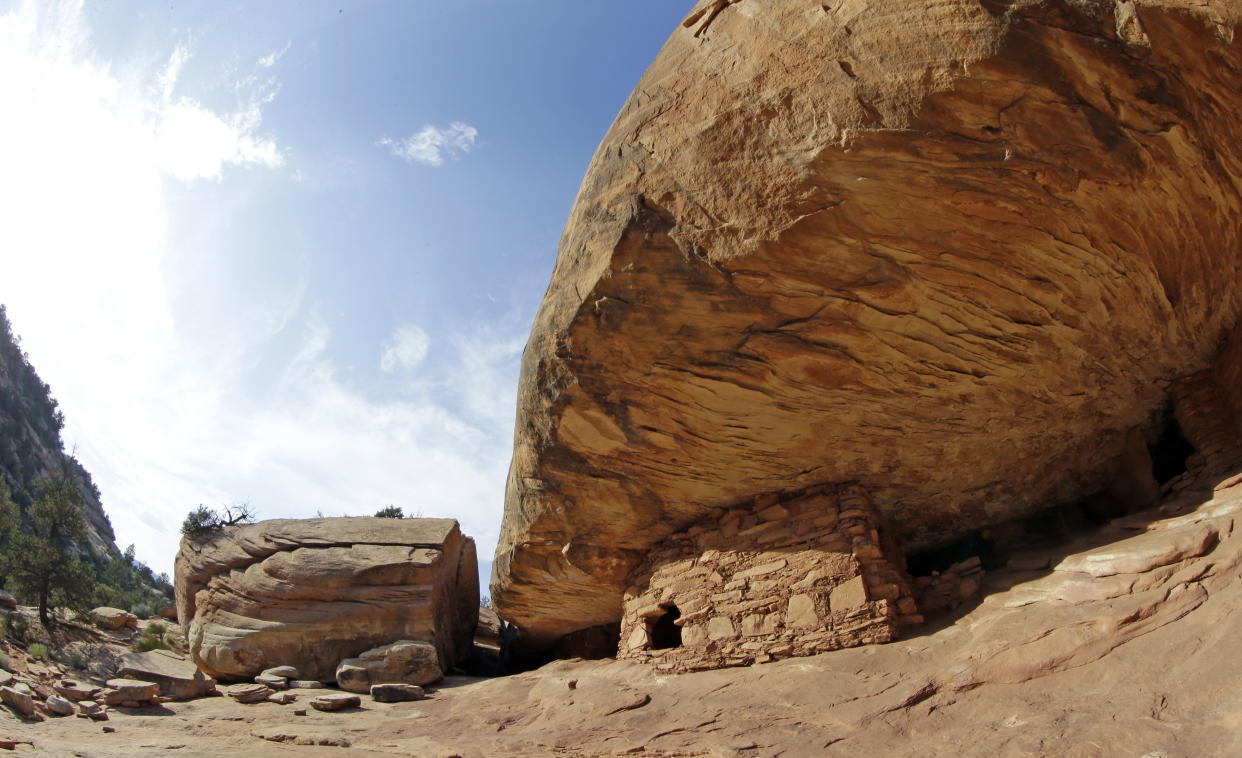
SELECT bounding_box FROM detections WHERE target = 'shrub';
[133,624,168,653]
[2,612,29,644]
[131,603,153,620]
[374,505,404,518]
[28,642,48,659]
[181,504,254,537]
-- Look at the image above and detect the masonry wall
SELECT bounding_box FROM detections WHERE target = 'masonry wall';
[617,484,920,672]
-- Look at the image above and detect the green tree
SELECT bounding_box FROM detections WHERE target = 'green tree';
[374,505,404,518]
[8,475,95,626]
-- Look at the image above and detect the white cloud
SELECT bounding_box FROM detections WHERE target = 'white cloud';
[257,41,290,69]
[0,1,520,580]
[379,122,478,167]
[151,41,284,182]
[381,324,431,373]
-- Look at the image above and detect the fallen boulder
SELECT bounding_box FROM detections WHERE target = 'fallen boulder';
[118,649,216,700]
[336,640,442,693]
[0,685,35,717]
[43,694,75,716]
[101,678,160,706]
[92,607,138,630]
[175,517,478,682]
[0,590,16,610]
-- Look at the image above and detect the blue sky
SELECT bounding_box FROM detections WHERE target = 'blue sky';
[0,0,691,586]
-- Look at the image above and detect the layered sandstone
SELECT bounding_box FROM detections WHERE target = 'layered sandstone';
[175,518,478,681]
[492,0,1242,647]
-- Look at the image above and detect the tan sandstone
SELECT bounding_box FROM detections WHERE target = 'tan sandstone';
[175,517,478,681]
[492,0,1242,648]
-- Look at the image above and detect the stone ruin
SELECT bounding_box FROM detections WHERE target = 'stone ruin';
[618,484,919,672]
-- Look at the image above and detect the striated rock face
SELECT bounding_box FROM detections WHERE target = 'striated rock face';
[175,517,478,681]
[493,0,1242,647]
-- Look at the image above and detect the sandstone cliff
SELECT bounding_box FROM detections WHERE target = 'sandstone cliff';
[492,0,1242,647]
[175,517,478,681]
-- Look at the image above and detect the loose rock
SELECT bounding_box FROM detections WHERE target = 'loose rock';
[309,693,360,712]
[118,649,216,700]
[336,640,442,693]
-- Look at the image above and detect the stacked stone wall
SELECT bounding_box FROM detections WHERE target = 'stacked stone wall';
[618,484,919,673]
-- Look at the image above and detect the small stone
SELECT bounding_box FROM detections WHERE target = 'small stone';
[266,691,297,705]
[227,684,275,704]
[288,680,326,689]
[370,683,425,703]
[261,665,299,679]
[293,708,308,716]
[45,693,75,716]
[102,725,116,733]
[310,693,361,712]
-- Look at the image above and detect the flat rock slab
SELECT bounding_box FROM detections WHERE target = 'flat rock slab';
[227,684,275,704]
[371,683,425,702]
[1056,523,1219,577]
[118,649,216,700]
[310,693,360,712]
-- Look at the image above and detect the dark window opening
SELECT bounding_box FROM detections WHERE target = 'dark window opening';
[904,529,999,576]
[1149,412,1195,485]
[648,604,682,649]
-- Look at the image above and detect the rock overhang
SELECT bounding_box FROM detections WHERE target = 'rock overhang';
[492,0,1242,649]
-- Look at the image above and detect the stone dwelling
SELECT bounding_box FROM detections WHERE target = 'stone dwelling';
[618,484,920,672]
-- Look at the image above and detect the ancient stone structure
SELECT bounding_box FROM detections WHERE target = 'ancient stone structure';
[175,517,478,681]
[493,0,1242,651]
[619,484,917,671]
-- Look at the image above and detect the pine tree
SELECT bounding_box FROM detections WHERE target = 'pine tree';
[8,474,95,626]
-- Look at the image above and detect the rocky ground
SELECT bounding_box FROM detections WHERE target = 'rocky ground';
[3,474,1240,756]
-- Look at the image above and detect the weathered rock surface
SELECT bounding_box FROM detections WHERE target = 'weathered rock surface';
[175,517,478,681]
[336,640,442,693]
[118,649,216,700]
[0,590,16,610]
[493,0,1242,646]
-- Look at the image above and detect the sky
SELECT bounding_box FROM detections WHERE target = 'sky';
[0,0,691,588]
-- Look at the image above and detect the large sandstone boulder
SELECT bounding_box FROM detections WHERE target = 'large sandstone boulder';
[175,517,478,681]
[492,0,1242,647]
